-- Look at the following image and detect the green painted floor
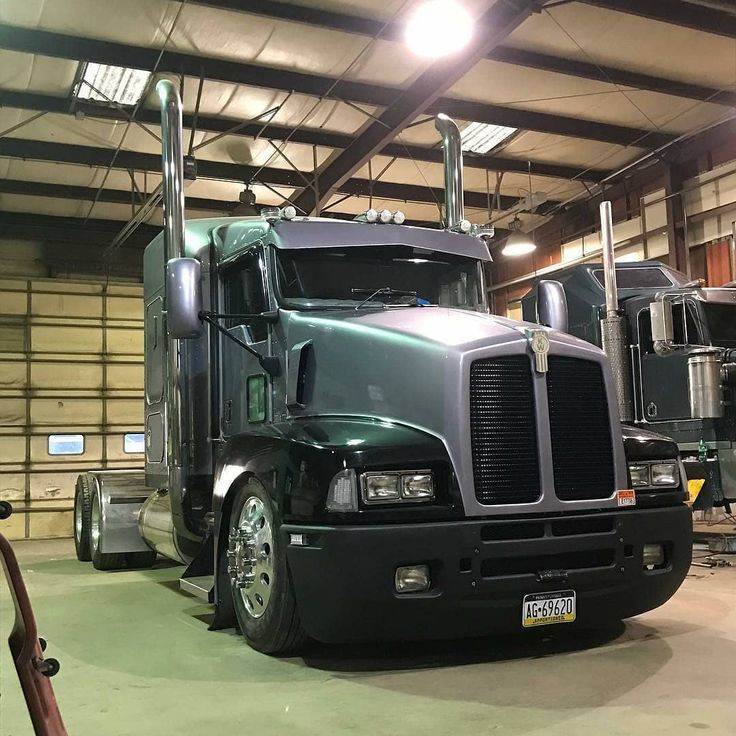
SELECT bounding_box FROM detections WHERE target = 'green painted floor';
[2,539,735,735]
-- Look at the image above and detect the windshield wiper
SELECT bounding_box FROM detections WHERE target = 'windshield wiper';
[351,286,417,311]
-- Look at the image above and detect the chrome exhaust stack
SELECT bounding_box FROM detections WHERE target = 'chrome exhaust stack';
[156,78,194,536]
[435,114,465,230]
[157,79,186,261]
[599,201,634,422]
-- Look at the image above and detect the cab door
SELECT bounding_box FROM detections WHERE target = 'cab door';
[219,247,271,436]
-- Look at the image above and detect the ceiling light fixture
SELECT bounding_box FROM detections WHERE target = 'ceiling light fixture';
[405,1,473,58]
[74,62,152,106]
[502,216,536,257]
[461,121,518,154]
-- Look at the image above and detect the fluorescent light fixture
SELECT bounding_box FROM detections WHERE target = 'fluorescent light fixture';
[461,121,518,154]
[75,62,152,106]
[405,1,473,58]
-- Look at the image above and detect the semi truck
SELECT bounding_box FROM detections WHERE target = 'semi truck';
[72,79,692,654]
[521,207,736,512]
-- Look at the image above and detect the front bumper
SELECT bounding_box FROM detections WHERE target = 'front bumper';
[283,505,692,643]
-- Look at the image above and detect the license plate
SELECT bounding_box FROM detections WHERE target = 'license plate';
[522,590,576,628]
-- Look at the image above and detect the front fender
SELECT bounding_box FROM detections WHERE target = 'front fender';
[620,425,687,508]
[210,416,457,628]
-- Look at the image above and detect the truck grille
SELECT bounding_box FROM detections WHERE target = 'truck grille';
[547,356,615,500]
[469,356,540,505]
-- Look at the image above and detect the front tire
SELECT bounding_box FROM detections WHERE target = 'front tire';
[228,477,306,654]
[74,474,94,561]
[90,489,126,571]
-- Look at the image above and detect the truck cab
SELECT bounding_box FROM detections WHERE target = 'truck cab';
[72,80,692,654]
[523,259,736,508]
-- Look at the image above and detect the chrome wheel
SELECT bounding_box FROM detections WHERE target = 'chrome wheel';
[74,495,83,543]
[228,496,274,619]
[90,493,101,554]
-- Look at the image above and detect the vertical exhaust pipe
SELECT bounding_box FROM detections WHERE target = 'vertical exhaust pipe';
[157,78,199,538]
[599,201,634,423]
[157,79,186,261]
[434,114,464,229]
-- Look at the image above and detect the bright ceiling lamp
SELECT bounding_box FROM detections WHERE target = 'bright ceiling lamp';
[502,216,536,257]
[74,62,152,106]
[405,1,473,58]
[461,121,518,154]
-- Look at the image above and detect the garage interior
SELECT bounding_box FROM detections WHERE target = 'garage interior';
[2,0,736,734]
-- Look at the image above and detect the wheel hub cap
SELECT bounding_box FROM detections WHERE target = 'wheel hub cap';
[228,497,274,619]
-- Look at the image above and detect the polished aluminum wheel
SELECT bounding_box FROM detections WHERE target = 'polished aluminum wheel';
[228,496,274,619]
[90,493,101,554]
[74,495,83,543]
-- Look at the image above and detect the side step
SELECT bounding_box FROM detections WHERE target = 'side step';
[180,575,214,602]
[179,533,215,602]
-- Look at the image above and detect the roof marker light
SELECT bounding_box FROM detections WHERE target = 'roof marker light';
[379,209,393,224]
[281,205,297,220]
[393,210,406,225]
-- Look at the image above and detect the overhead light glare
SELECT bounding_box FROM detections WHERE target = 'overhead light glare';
[405,1,473,58]
[461,121,518,154]
[502,217,536,257]
[74,62,152,106]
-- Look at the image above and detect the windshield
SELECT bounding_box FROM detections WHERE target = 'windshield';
[275,245,485,310]
[703,303,736,347]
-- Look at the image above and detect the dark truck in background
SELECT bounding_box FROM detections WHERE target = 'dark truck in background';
[71,80,691,655]
[522,245,736,511]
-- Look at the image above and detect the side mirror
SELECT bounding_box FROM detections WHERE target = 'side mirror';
[166,257,203,339]
[650,300,673,343]
[536,279,568,333]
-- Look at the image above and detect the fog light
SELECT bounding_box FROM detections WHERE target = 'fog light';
[395,564,430,593]
[364,473,400,502]
[643,543,665,568]
[629,463,650,488]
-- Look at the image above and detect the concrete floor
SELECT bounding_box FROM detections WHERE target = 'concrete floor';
[2,540,735,736]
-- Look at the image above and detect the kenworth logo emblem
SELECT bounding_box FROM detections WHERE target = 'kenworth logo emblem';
[525,328,550,374]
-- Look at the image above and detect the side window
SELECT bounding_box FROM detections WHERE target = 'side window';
[638,309,654,354]
[222,249,268,342]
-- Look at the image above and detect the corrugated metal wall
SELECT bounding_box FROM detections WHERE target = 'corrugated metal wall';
[0,277,144,540]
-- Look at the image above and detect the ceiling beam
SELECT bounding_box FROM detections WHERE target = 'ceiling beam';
[581,0,736,38]
[0,178,437,227]
[0,89,606,182]
[0,23,675,148]
[292,0,563,214]
[0,210,157,247]
[0,177,236,213]
[190,0,736,107]
[490,46,736,107]
[0,137,550,212]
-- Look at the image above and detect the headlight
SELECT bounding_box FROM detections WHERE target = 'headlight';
[364,474,400,502]
[629,464,650,488]
[362,470,434,504]
[651,462,678,486]
[628,461,679,489]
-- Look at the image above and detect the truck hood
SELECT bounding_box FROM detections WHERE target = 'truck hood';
[280,306,625,517]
